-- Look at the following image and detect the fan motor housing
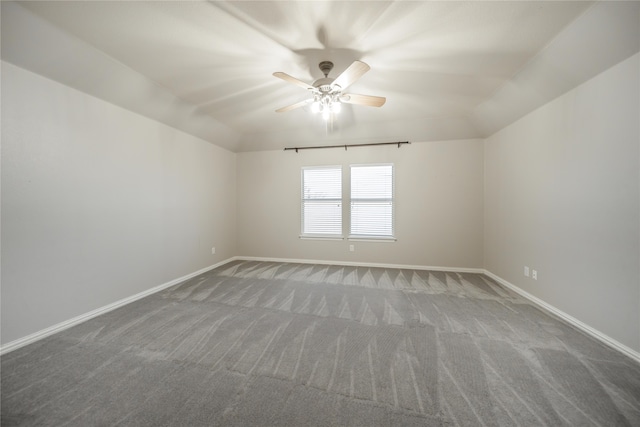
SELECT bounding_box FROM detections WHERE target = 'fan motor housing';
[312,77,335,91]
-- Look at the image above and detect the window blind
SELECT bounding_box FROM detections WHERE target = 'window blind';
[350,164,394,238]
[301,166,342,236]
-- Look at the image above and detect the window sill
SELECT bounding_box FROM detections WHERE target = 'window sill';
[299,235,345,241]
[348,236,397,242]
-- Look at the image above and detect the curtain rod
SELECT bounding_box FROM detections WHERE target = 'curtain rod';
[284,141,410,153]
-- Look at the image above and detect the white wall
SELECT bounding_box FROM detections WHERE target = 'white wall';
[1,62,237,345]
[237,140,484,269]
[484,53,640,352]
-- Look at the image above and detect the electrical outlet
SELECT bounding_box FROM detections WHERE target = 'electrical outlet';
[532,270,537,280]
[524,266,530,277]
[349,245,355,252]
[211,247,216,255]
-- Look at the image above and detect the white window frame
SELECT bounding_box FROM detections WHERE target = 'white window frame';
[348,163,395,240]
[300,165,344,239]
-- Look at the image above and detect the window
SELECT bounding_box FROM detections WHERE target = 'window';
[300,164,395,240]
[350,164,394,238]
[301,166,342,237]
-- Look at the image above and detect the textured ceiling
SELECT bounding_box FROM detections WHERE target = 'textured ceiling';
[4,1,638,151]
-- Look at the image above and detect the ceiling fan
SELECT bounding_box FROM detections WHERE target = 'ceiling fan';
[273,60,386,119]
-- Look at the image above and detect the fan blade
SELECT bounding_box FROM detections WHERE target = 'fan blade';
[275,99,312,113]
[340,94,386,107]
[273,72,315,91]
[331,60,370,91]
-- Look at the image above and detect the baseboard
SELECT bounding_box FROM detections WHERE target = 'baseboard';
[483,270,640,365]
[0,257,239,356]
[236,255,484,274]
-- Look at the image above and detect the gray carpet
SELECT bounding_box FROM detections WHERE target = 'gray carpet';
[2,260,640,426]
